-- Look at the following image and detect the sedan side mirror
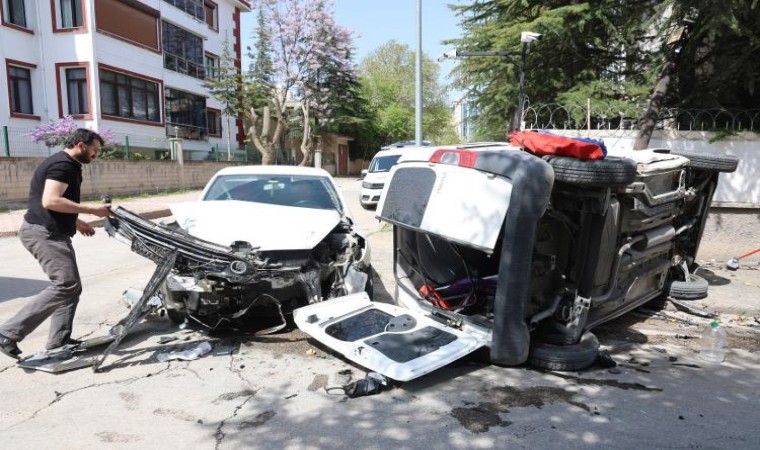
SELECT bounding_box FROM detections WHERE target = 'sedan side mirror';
[360,169,368,178]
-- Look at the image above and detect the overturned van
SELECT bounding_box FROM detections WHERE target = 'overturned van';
[295,142,738,381]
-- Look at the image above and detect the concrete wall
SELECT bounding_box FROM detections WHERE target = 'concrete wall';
[0,158,245,204]
[550,130,760,207]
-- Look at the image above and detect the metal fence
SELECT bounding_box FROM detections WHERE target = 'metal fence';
[1,125,256,162]
[523,104,760,136]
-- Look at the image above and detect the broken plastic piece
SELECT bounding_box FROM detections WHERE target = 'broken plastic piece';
[156,341,213,362]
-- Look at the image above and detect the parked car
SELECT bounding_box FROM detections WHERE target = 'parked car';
[105,166,372,334]
[360,141,430,209]
[295,142,738,381]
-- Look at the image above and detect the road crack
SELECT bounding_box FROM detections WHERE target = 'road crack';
[1,364,174,431]
[214,390,259,450]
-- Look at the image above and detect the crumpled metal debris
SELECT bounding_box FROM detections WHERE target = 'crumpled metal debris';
[325,371,388,398]
[156,341,213,362]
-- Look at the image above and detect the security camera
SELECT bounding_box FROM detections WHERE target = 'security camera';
[437,48,459,62]
[521,31,543,43]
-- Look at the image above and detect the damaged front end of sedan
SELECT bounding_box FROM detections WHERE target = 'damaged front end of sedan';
[105,204,372,335]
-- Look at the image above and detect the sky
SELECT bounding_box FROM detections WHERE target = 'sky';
[239,0,466,84]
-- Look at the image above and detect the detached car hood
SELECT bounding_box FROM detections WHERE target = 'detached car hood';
[170,200,343,250]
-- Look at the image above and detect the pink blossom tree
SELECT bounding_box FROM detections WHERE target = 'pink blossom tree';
[246,0,357,165]
[27,116,116,155]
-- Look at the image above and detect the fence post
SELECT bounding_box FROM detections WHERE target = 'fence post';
[215,143,219,161]
[125,135,130,159]
[2,126,9,157]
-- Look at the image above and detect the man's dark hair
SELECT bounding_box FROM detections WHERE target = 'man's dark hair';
[64,128,104,148]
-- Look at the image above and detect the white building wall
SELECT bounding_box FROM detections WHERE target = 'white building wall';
[1,0,249,160]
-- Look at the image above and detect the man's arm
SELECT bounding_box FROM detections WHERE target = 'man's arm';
[41,179,111,217]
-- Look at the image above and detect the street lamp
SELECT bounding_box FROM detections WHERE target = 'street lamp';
[439,31,542,132]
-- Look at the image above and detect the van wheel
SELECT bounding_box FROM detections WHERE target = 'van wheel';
[543,156,637,187]
[360,203,374,210]
[661,150,738,173]
[529,331,599,371]
[667,274,709,300]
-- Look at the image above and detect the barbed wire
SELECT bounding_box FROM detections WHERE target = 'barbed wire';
[523,103,760,134]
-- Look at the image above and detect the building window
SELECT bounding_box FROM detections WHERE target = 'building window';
[66,67,88,115]
[207,109,221,136]
[162,21,205,80]
[9,65,34,115]
[58,0,84,29]
[99,68,160,123]
[4,0,27,28]
[204,1,217,30]
[163,0,203,21]
[166,88,207,141]
[205,53,219,80]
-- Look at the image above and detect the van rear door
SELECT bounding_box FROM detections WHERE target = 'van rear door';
[293,293,489,381]
[376,160,513,253]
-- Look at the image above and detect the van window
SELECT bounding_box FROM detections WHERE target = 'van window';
[369,155,402,173]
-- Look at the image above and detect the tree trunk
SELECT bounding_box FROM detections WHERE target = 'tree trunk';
[225,115,232,161]
[634,61,675,150]
[634,24,691,150]
[299,103,312,166]
[247,107,276,165]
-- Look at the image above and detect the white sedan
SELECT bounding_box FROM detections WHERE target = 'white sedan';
[105,165,371,334]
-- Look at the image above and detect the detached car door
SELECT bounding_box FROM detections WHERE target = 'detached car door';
[293,293,489,382]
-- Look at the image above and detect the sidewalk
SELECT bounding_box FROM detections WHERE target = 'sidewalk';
[0,190,203,238]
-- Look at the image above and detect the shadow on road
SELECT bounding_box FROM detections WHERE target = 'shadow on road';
[0,277,49,302]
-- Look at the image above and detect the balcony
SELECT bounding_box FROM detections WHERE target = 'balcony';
[166,123,208,141]
[164,53,206,80]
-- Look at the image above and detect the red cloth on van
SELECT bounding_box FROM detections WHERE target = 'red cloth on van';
[509,130,605,160]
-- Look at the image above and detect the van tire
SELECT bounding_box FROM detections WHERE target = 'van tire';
[670,150,739,173]
[529,331,599,371]
[667,274,709,300]
[543,156,637,187]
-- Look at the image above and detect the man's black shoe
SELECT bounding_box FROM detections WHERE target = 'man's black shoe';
[45,338,83,351]
[0,334,22,360]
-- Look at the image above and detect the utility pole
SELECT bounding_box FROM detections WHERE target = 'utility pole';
[415,0,423,145]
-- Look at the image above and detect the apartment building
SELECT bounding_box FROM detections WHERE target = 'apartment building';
[0,0,250,159]
[453,97,478,141]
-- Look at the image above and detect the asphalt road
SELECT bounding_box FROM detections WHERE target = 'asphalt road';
[1,179,759,449]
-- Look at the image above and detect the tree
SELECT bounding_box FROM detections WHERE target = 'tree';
[203,33,240,161]
[28,116,116,155]
[244,0,356,165]
[448,0,664,139]
[358,40,456,145]
[448,1,760,139]
[244,8,280,165]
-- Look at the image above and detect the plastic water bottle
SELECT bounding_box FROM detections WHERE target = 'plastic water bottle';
[699,320,727,363]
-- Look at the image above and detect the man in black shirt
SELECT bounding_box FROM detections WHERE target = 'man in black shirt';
[0,129,112,359]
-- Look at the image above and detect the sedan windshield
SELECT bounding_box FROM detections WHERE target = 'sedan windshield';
[369,155,401,173]
[203,174,342,211]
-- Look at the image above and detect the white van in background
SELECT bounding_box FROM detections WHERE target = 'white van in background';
[359,141,430,209]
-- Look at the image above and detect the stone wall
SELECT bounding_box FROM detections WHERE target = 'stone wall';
[0,158,245,204]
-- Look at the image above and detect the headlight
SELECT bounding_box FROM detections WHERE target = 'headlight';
[362,182,384,189]
[362,181,372,189]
